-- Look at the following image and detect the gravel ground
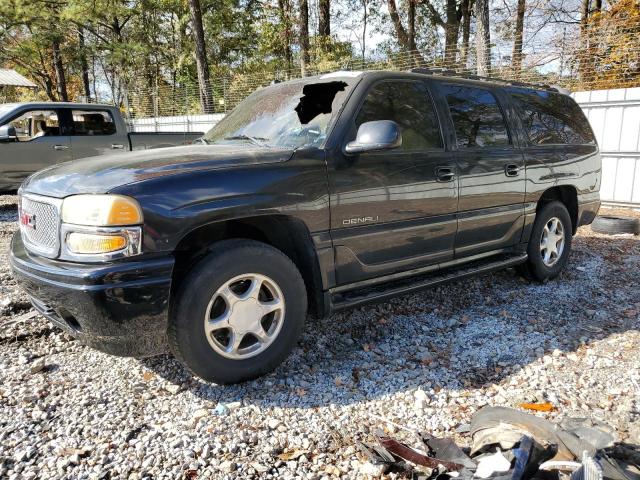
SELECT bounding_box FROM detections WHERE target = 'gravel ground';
[1,196,639,480]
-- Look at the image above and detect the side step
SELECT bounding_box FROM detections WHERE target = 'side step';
[330,252,527,311]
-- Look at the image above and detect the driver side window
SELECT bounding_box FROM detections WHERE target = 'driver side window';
[355,81,443,151]
[9,110,60,142]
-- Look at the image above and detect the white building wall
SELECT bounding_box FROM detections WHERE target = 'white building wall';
[573,88,640,206]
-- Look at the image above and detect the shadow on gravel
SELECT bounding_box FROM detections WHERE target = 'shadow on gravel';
[140,229,640,410]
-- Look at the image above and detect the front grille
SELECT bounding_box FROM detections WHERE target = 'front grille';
[19,194,62,257]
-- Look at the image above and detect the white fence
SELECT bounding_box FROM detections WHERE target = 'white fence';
[129,89,640,207]
[128,114,225,133]
[574,88,640,207]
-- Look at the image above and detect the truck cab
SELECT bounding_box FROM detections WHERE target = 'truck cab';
[0,102,202,191]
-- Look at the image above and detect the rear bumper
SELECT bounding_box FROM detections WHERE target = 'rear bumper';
[577,193,601,228]
[10,232,174,357]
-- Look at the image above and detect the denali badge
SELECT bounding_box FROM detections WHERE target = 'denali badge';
[20,212,37,230]
[343,216,379,225]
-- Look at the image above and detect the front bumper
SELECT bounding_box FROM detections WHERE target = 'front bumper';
[10,232,174,357]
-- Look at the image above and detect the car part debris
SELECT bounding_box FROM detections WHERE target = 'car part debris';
[470,406,600,460]
[376,431,465,471]
[421,433,477,470]
[559,418,616,451]
[539,460,583,472]
[475,449,512,478]
[571,452,603,480]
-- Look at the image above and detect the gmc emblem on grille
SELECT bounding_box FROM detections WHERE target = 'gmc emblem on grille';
[20,212,37,230]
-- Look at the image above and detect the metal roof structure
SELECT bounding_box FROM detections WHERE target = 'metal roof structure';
[0,69,37,88]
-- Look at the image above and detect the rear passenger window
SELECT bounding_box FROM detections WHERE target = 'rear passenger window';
[442,85,510,148]
[356,81,442,150]
[71,110,116,136]
[507,89,595,145]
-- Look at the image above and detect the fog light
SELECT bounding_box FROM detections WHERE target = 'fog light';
[66,232,127,254]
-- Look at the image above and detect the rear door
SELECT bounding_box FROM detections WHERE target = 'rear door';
[65,108,128,159]
[328,78,458,285]
[436,83,526,258]
[0,108,71,187]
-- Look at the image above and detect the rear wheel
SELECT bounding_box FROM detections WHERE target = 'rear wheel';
[522,201,572,281]
[168,239,307,384]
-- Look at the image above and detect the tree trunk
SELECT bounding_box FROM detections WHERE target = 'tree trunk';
[52,39,69,102]
[318,0,330,36]
[78,28,91,101]
[361,0,368,64]
[578,0,591,84]
[475,0,491,76]
[460,0,472,69]
[277,0,293,75]
[299,0,310,75]
[387,0,410,51]
[188,0,213,113]
[444,0,460,67]
[511,0,525,76]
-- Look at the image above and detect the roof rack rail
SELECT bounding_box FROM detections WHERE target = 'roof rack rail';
[409,67,559,92]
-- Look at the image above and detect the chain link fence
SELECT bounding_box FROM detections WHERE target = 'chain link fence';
[93,15,640,124]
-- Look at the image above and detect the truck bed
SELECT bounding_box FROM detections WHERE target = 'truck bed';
[128,132,203,150]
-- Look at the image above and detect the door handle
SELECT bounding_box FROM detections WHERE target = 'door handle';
[111,144,125,149]
[505,164,520,177]
[53,145,69,151]
[435,166,455,182]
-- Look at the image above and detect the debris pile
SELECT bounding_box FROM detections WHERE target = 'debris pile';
[359,407,640,480]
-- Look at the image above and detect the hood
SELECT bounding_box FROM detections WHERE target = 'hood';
[21,144,295,198]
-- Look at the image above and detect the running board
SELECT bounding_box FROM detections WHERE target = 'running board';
[329,252,528,311]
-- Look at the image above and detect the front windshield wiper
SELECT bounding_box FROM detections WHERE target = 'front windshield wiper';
[223,134,270,146]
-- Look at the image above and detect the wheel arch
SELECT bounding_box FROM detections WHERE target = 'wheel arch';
[536,185,579,234]
[171,215,327,318]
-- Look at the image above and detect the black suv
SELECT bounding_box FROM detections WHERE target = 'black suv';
[10,70,601,384]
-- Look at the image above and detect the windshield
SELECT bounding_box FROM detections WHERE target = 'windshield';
[204,78,354,148]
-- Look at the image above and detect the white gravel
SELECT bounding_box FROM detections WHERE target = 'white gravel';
[0,196,639,479]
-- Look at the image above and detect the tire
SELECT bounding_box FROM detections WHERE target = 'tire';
[522,201,573,282]
[168,239,307,384]
[591,215,640,235]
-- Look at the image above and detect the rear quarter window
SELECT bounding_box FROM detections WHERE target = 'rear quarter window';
[507,88,595,145]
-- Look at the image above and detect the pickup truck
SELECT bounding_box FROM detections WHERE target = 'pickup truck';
[10,70,601,384]
[0,102,203,191]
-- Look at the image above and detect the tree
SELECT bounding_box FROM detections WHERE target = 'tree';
[387,0,417,53]
[319,0,331,36]
[459,0,473,68]
[187,0,213,113]
[511,0,526,75]
[298,0,310,75]
[475,0,491,75]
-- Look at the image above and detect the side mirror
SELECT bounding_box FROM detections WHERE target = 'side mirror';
[345,120,402,154]
[0,125,17,142]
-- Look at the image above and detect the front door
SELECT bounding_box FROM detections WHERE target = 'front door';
[0,108,71,188]
[437,83,526,258]
[329,79,458,286]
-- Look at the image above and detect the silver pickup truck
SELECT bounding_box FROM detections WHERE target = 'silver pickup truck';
[0,102,203,191]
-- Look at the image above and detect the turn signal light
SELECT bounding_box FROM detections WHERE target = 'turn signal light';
[66,232,127,254]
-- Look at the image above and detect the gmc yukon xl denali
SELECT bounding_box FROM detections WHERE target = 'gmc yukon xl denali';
[0,102,203,191]
[10,70,601,384]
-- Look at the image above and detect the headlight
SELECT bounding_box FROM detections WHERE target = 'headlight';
[62,194,143,226]
[60,195,143,261]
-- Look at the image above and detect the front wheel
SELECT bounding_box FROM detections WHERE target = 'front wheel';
[522,201,573,281]
[168,239,307,384]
